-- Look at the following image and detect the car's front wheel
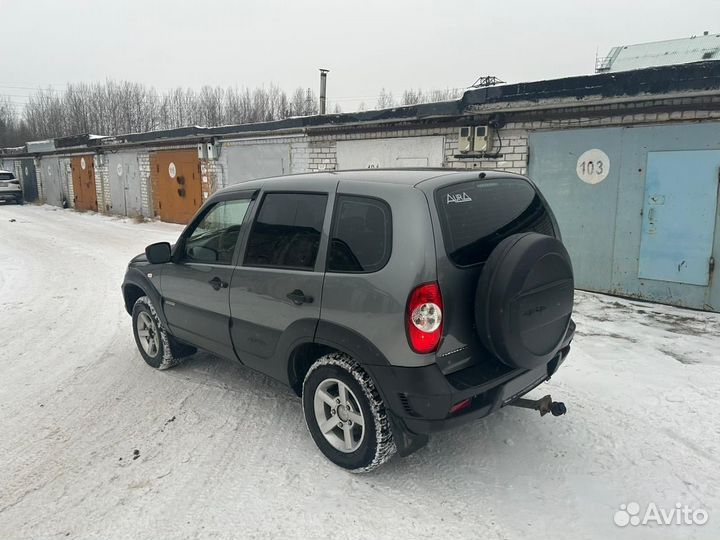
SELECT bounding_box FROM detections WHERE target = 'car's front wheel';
[302,353,396,472]
[131,296,194,369]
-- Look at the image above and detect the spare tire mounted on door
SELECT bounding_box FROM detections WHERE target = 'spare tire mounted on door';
[475,232,574,370]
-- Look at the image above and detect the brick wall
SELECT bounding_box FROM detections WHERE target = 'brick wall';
[137,152,152,217]
[290,141,310,173]
[308,140,337,171]
[93,154,110,212]
[63,159,73,206]
[33,158,43,201]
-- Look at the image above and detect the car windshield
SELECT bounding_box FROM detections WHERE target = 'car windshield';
[0,172,15,180]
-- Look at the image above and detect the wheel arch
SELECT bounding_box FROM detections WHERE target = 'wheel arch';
[122,269,168,327]
[123,283,145,314]
[287,321,391,396]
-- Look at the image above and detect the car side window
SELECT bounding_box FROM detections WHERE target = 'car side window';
[244,192,328,270]
[328,195,392,273]
[182,199,251,264]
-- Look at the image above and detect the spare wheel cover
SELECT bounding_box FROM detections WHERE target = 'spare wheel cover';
[475,232,574,370]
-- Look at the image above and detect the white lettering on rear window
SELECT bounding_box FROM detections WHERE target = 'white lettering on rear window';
[446,192,473,204]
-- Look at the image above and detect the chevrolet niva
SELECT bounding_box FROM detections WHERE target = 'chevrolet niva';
[122,169,575,472]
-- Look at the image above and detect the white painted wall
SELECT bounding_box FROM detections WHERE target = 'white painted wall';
[224,143,291,185]
[336,136,445,169]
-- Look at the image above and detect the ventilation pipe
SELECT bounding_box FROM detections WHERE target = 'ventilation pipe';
[319,69,329,114]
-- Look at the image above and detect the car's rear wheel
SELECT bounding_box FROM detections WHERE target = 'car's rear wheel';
[302,353,396,473]
[131,296,194,369]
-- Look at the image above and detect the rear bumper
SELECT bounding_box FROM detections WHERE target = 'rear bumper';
[368,327,573,436]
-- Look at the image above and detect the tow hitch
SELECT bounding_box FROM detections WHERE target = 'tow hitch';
[508,394,567,417]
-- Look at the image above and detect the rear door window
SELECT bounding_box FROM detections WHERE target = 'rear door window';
[244,193,328,270]
[435,177,554,267]
[328,196,392,273]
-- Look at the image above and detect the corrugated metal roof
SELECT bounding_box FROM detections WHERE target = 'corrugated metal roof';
[597,33,720,72]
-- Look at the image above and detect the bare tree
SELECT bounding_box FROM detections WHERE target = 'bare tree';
[376,88,395,109]
[0,97,22,147]
[290,87,306,117]
[5,80,467,145]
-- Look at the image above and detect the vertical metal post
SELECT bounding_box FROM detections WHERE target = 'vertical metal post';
[319,69,329,115]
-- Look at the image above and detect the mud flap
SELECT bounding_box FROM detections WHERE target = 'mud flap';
[388,412,429,457]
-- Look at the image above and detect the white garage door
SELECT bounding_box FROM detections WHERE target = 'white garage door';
[224,144,290,186]
[336,136,445,169]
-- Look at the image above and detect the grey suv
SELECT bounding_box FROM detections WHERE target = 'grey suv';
[122,169,575,472]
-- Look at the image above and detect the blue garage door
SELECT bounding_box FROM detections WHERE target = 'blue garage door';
[639,150,720,286]
[527,127,624,292]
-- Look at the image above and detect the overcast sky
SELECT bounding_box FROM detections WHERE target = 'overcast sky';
[2,0,719,111]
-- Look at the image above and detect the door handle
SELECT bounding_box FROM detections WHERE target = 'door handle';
[286,289,313,305]
[208,276,228,291]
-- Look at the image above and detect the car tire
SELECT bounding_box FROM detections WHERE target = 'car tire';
[302,352,396,473]
[15,197,23,205]
[131,296,195,370]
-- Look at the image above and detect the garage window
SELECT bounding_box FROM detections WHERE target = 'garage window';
[328,196,392,273]
[244,192,328,270]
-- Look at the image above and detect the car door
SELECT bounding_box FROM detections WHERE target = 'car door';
[229,189,333,382]
[161,193,254,359]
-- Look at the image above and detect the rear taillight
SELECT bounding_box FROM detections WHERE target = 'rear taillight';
[406,282,443,354]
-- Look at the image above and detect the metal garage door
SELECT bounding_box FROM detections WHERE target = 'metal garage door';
[70,155,98,212]
[40,157,67,207]
[528,127,623,292]
[150,149,202,224]
[224,144,290,185]
[18,158,38,202]
[530,122,720,310]
[107,152,145,217]
[336,136,445,169]
[639,150,720,286]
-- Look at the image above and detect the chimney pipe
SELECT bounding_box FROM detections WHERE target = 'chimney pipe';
[319,69,329,115]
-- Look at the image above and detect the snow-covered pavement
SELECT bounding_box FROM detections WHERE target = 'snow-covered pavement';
[1,205,718,540]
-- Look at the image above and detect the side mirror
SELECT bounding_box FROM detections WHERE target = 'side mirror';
[145,242,172,264]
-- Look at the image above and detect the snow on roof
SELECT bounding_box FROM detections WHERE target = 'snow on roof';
[597,33,720,73]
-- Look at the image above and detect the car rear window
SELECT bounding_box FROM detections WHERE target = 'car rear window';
[0,173,15,180]
[435,177,555,267]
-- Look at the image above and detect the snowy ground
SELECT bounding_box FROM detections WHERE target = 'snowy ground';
[0,204,718,540]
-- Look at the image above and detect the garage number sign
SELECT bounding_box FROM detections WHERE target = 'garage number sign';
[576,149,610,184]
[81,157,87,170]
[168,162,177,179]
[117,164,123,176]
